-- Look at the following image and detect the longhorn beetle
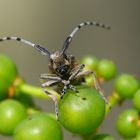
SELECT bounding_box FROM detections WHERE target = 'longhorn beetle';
[0,21,110,119]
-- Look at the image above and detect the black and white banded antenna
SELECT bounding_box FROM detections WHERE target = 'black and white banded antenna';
[0,37,51,57]
[61,21,111,54]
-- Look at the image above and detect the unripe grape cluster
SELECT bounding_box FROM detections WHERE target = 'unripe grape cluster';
[0,54,139,140]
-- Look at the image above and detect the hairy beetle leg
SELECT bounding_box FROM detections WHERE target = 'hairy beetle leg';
[75,69,109,104]
[43,89,59,120]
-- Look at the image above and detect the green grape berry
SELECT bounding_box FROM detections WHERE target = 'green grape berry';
[116,109,138,139]
[0,54,17,100]
[97,59,116,80]
[94,134,116,140]
[0,99,27,135]
[58,85,105,134]
[81,55,98,70]
[81,56,99,86]
[133,89,140,111]
[14,113,63,140]
[115,74,139,99]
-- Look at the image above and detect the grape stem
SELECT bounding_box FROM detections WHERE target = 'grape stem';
[13,77,60,100]
[20,83,60,100]
[80,133,95,140]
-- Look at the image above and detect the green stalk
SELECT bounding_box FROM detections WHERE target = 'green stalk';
[19,83,60,100]
[13,77,60,100]
[80,132,95,140]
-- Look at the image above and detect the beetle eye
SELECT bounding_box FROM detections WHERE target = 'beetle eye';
[56,65,69,75]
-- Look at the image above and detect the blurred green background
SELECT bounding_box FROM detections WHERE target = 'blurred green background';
[0,0,140,139]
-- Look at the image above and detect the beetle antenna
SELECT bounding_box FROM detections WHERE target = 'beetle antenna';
[61,21,111,54]
[0,36,51,57]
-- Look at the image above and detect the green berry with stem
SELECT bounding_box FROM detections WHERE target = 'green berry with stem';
[58,85,105,134]
[14,113,63,140]
[0,99,27,135]
[0,54,17,100]
[116,109,138,139]
[81,56,99,86]
[115,74,139,99]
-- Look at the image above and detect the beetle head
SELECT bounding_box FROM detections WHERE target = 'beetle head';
[50,51,70,76]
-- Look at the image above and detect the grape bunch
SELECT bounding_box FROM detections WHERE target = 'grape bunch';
[0,54,139,140]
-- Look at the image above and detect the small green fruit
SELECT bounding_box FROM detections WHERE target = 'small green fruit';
[116,109,138,138]
[0,99,27,135]
[0,54,17,100]
[97,59,116,80]
[81,55,98,70]
[59,85,105,134]
[14,113,63,140]
[115,74,139,99]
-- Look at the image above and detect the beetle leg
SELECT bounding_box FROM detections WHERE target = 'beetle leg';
[69,84,78,93]
[40,73,62,87]
[69,64,85,81]
[40,73,62,81]
[75,70,108,104]
[61,85,68,99]
[43,89,59,120]
[60,64,85,98]
[41,80,60,87]
[61,79,78,99]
